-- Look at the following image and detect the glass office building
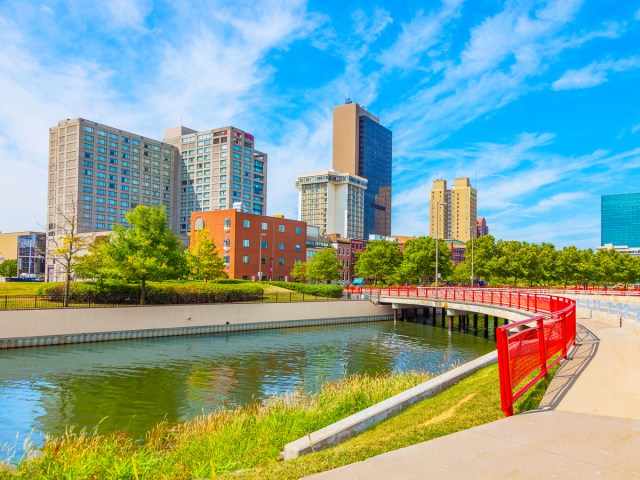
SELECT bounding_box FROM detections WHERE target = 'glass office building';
[359,116,392,238]
[601,193,640,247]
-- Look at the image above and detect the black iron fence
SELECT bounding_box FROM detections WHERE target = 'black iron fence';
[0,291,361,311]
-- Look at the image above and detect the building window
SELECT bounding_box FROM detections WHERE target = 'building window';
[261,222,268,230]
[279,242,285,250]
[242,255,250,264]
[279,225,285,232]
[296,226,301,235]
[278,258,285,265]
[243,239,250,247]
[295,244,301,252]
[243,219,250,228]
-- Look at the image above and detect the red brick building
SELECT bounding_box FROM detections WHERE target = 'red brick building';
[190,210,307,280]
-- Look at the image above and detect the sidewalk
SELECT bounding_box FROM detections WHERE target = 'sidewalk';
[305,315,640,479]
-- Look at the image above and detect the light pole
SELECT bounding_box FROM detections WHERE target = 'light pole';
[435,201,447,299]
[467,225,475,287]
[258,233,266,281]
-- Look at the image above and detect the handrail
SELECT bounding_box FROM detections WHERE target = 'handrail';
[351,286,576,416]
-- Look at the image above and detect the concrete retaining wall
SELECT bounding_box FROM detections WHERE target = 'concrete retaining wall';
[282,350,498,460]
[0,301,393,349]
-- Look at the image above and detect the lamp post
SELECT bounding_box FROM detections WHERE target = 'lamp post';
[258,233,266,281]
[435,201,447,299]
[467,225,475,288]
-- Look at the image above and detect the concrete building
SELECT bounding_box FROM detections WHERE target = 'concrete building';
[597,243,640,257]
[295,170,367,239]
[601,193,640,248]
[0,232,46,279]
[477,217,489,237]
[164,126,267,236]
[47,118,267,281]
[333,101,392,238]
[430,178,477,243]
[306,225,331,260]
[190,209,306,281]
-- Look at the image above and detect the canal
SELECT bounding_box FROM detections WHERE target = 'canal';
[0,319,495,461]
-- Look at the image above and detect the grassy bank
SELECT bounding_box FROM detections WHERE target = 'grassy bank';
[0,364,555,480]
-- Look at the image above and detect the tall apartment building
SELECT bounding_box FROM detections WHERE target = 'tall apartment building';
[295,170,367,239]
[429,178,477,243]
[601,193,640,248]
[190,209,306,280]
[333,101,392,238]
[164,126,267,235]
[47,118,268,281]
[477,217,489,237]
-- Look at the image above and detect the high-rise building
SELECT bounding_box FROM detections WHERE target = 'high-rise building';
[332,101,392,238]
[190,209,306,281]
[164,126,267,235]
[429,178,477,243]
[47,118,267,281]
[295,169,367,239]
[477,217,489,237]
[601,193,640,248]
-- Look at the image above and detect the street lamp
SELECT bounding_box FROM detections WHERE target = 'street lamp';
[467,225,475,288]
[258,233,266,281]
[435,201,447,299]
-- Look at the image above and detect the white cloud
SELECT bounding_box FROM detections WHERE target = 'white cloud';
[552,57,640,91]
[377,0,464,71]
[352,7,393,44]
[522,192,589,214]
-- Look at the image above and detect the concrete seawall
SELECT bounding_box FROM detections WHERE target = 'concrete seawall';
[0,301,393,349]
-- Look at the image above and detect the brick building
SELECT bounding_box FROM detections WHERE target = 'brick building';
[190,209,306,281]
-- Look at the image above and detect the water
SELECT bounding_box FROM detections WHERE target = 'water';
[0,320,494,461]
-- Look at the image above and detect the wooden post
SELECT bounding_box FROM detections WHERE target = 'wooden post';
[393,309,398,324]
[448,315,454,334]
[473,313,478,332]
[460,315,466,333]
[484,315,489,338]
[493,316,498,337]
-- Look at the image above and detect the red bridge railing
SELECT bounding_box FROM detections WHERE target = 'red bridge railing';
[351,287,576,416]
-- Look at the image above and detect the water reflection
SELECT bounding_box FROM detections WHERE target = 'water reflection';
[0,321,494,460]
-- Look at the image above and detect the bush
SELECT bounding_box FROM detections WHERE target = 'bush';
[264,281,344,298]
[36,281,263,304]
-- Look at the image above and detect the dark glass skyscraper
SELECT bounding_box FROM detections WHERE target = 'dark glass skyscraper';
[333,102,392,238]
[601,193,640,247]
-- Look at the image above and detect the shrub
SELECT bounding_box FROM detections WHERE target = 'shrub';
[36,282,263,304]
[264,281,344,298]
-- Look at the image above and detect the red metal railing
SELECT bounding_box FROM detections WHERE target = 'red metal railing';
[349,287,576,416]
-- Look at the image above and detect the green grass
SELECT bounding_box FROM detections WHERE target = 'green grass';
[0,364,557,480]
[0,283,42,296]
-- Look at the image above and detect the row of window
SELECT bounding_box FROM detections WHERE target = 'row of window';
[238,239,301,251]
[240,220,302,234]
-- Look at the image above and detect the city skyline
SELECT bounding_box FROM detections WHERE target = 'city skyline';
[1,1,639,249]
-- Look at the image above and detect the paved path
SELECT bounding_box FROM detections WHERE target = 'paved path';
[305,314,640,479]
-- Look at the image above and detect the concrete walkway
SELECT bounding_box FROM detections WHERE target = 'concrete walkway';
[305,313,640,479]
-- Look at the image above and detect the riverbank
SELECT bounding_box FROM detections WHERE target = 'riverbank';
[0,301,392,349]
[0,362,552,479]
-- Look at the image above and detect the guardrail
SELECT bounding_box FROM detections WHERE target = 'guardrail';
[352,287,576,416]
[575,298,640,322]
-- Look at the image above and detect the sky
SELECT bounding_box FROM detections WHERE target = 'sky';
[0,0,639,249]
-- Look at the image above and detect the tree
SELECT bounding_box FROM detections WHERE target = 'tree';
[47,195,89,307]
[354,239,402,284]
[74,235,111,285]
[469,235,497,283]
[101,206,186,304]
[307,248,341,283]
[450,261,471,285]
[0,259,17,278]
[186,228,227,280]
[290,261,308,283]
[556,246,583,288]
[396,236,453,284]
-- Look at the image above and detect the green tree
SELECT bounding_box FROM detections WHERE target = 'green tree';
[556,246,583,288]
[469,235,497,283]
[0,259,17,277]
[101,206,186,303]
[290,261,308,283]
[592,248,621,286]
[396,237,453,284]
[518,242,557,286]
[186,228,227,281]
[307,248,341,283]
[492,240,524,285]
[450,261,471,285]
[354,239,402,284]
[74,235,111,284]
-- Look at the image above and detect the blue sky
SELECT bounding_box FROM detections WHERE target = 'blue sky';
[0,0,639,249]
